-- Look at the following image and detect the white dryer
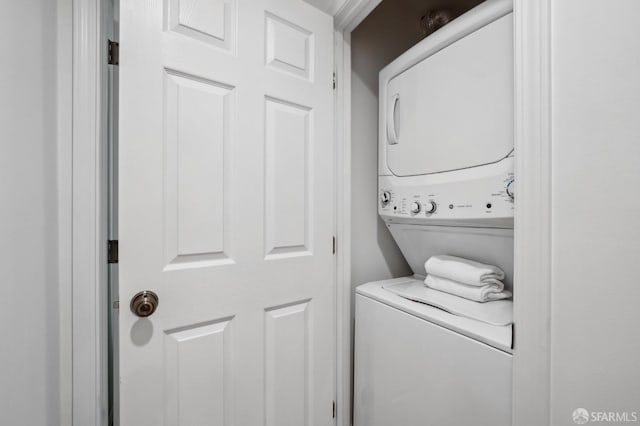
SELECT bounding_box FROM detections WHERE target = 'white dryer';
[355,0,515,425]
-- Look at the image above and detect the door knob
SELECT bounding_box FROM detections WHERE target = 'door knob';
[130,291,159,317]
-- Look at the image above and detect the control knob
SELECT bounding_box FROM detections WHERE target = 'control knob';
[380,191,391,205]
[410,201,421,214]
[424,201,437,214]
[506,179,515,200]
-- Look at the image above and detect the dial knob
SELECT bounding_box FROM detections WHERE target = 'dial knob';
[424,201,437,214]
[410,201,421,214]
[380,191,391,205]
[506,179,515,200]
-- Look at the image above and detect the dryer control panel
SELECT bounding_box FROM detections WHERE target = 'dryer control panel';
[379,167,514,227]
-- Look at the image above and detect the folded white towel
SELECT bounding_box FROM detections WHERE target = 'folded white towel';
[425,255,505,287]
[425,274,512,303]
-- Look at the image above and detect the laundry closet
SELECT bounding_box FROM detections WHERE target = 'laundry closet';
[348,0,515,424]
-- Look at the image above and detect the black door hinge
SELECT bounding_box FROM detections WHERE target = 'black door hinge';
[332,72,336,90]
[511,323,515,350]
[108,40,119,65]
[107,240,119,264]
[332,236,336,255]
[333,401,336,418]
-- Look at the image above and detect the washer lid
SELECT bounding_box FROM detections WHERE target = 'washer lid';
[383,280,513,326]
[385,13,513,177]
[356,277,513,353]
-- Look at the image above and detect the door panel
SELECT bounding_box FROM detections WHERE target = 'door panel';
[264,97,312,258]
[163,70,234,268]
[166,0,237,52]
[119,0,334,424]
[164,318,233,426]
[265,301,311,426]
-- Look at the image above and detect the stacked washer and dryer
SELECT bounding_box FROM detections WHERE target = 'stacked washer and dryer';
[354,1,515,425]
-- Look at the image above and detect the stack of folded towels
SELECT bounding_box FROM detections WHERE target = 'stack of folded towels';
[424,255,512,303]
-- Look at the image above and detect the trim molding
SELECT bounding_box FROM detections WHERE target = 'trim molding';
[333,2,382,425]
[334,0,382,33]
[512,0,552,424]
[333,27,352,426]
[58,0,73,424]
[72,0,109,424]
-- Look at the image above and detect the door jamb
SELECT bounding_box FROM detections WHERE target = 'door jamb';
[511,0,553,423]
[333,2,383,426]
[70,0,110,425]
[331,0,553,425]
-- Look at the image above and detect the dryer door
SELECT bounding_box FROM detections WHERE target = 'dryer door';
[385,13,513,177]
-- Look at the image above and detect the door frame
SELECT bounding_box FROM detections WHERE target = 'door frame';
[332,0,553,425]
[332,4,384,426]
[66,0,111,425]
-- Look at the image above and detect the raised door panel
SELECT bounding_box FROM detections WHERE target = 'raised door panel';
[164,318,234,426]
[166,0,237,53]
[163,70,234,270]
[264,97,312,260]
[265,13,313,80]
[265,301,311,426]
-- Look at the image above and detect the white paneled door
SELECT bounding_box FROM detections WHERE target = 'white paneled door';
[118,1,335,425]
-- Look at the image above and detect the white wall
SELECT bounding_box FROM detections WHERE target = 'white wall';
[550,0,640,422]
[0,1,66,425]
[350,1,421,292]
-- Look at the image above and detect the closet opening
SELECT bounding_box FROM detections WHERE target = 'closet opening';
[345,1,515,424]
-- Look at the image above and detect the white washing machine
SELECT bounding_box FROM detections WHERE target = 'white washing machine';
[355,278,512,426]
[354,0,515,425]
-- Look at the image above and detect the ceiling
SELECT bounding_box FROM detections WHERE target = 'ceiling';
[301,0,349,15]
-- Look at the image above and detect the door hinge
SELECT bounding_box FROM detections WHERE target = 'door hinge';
[332,400,336,418]
[107,240,119,264]
[332,72,336,90]
[108,40,119,65]
[332,236,336,255]
[511,323,515,350]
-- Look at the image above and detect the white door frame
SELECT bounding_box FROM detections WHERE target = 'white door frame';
[332,4,384,426]
[66,0,110,425]
[68,0,554,425]
[332,0,553,425]
[511,0,553,424]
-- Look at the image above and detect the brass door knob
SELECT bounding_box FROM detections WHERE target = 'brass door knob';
[130,291,159,318]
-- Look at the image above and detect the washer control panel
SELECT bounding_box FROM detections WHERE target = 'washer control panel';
[379,171,514,223]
